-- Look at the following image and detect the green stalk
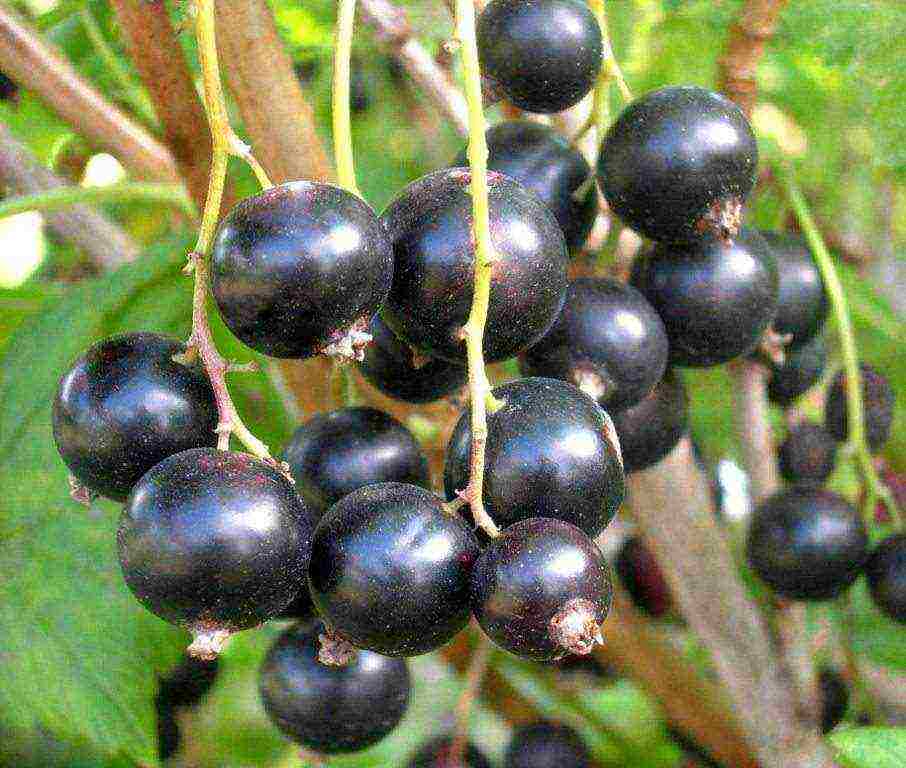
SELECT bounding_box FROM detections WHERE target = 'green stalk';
[332,0,360,195]
[0,182,195,220]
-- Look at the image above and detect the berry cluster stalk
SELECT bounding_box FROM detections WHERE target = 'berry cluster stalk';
[448,632,493,765]
[0,182,195,220]
[332,0,360,195]
[454,0,500,539]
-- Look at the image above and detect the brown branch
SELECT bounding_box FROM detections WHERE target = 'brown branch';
[0,4,178,182]
[729,358,781,503]
[0,122,139,267]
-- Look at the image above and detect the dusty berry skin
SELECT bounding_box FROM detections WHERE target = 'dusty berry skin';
[445,378,624,539]
[406,737,493,768]
[282,406,430,516]
[309,482,480,656]
[211,181,392,358]
[358,314,467,403]
[615,537,672,618]
[768,334,826,407]
[824,364,895,453]
[759,231,828,350]
[519,278,669,411]
[818,668,849,734]
[52,332,218,501]
[599,86,757,243]
[505,722,590,768]
[866,533,906,624]
[380,168,568,364]
[477,0,602,114]
[778,421,837,484]
[610,369,688,473]
[746,486,868,602]
[118,448,317,634]
[630,229,779,367]
[470,518,613,661]
[454,122,597,252]
[259,623,410,753]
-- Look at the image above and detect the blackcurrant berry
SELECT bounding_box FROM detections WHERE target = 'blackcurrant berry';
[746,486,868,601]
[818,668,849,734]
[211,181,392,359]
[444,378,624,538]
[406,736,493,768]
[52,332,218,502]
[614,537,672,618]
[282,406,430,516]
[309,483,480,656]
[777,421,837,484]
[824,364,895,453]
[609,369,688,473]
[470,518,612,661]
[630,228,779,367]
[358,314,468,403]
[504,722,590,768]
[477,0,602,114]
[759,230,828,350]
[599,86,757,243]
[767,333,827,407]
[259,623,410,753]
[276,588,318,622]
[380,168,568,364]
[118,448,317,657]
[454,121,597,252]
[518,278,669,411]
[865,533,906,624]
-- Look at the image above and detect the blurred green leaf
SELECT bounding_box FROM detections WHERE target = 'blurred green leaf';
[829,727,906,768]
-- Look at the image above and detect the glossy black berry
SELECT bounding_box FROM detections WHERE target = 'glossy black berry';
[818,668,849,734]
[259,623,410,753]
[610,369,688,473]
[381,168,568,363]
[614,537,672,617]
[470,518,612,661]
[519,278,668,410]
[759,231,828,349]
[454,122,597,252]
[746,486,868,601]
[477,0,602,114]
[768,334,827,407]
[406,737,493,768]
[866,533,906,624]
[777,421,837,484]
[505,722,590,768]
[825,364,895,453]
[118,448,317,657]
[211,181,392,359]
[309,483,480,656]
[630,228,779,367]
[358,314,468,403]
[599,86,757,243]
[283,406,430,517]
[445,378,624,539]
[52,332,218,502]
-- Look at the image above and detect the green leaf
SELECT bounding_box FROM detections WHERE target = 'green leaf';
[829,727,906,768]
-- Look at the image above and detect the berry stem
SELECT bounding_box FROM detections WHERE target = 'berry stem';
[332,0,360,195]
[781,169,902,529]
[454,0,500,539]
[448,631,493,766]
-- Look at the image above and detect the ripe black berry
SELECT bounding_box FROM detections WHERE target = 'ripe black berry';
[759,231,828,350]
[406,737,493,768]
[818,668,849,734]
[599,86,757,243]
[746,486,868,601]
[358,314,468,403]
[454,121,597,252]
[282,406,430,516]
[470,518,612,661]
[505,722,590,768]
[211,181,392,359]
[259,623,410,753]
[118,448,317,657]
[630,228,779,367]
[609,369,688,473]
[614,537,672,617]
[381,168,568,363]
[824,364,895,453]
[52,332,218,501]
[865,533,906,624]
[768,333,826,407]
[477,0,602,114]
[444,378,624,538]
[518,278,668,411]
[309,483,480,656]
[777,421,837,484]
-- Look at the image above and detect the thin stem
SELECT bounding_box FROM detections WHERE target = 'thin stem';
[0,182,196,220]
[454,0,499,539]
[333,0,360,194]
[448,632,493,766]
[591,0,632,103]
